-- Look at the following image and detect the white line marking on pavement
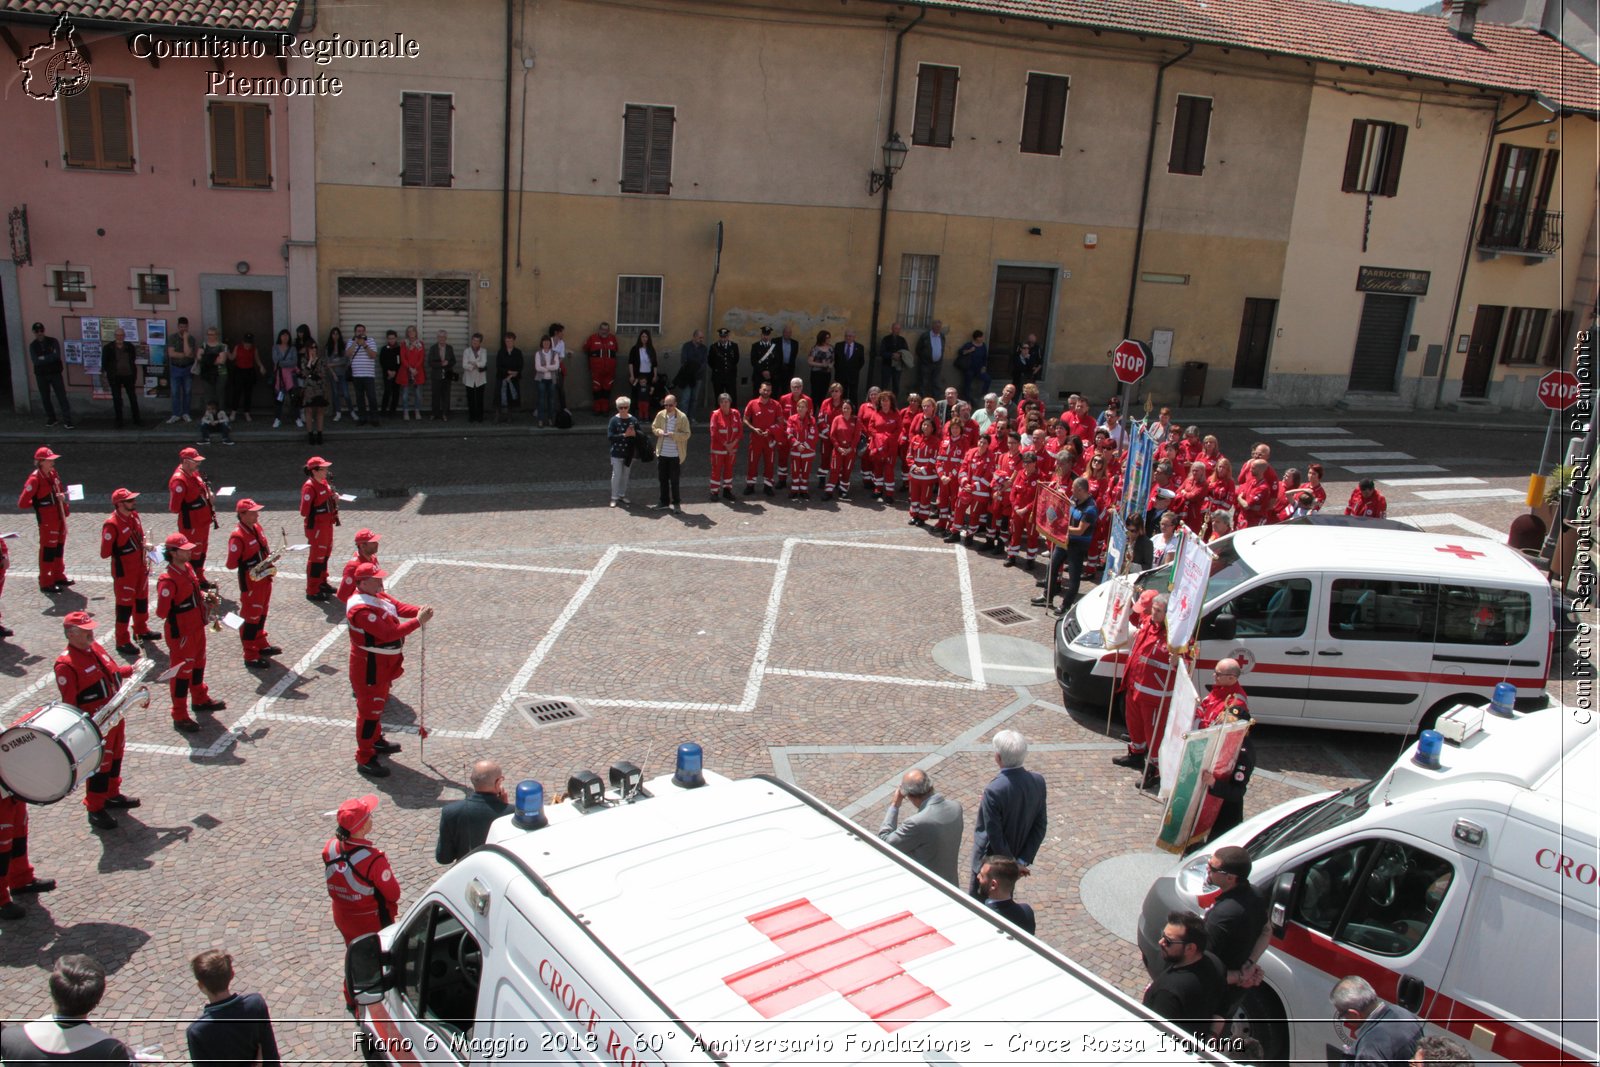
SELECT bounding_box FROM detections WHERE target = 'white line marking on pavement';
[1405,512,1505,540]
[622,546,780,565]
[1378,477,1486,486]
[0,674,55,718]
[408,556,592,576]
[475,545,621,738]
[1411,488,1527,501]
[798,538,952,553]
[955,543,986,689]
[977,662,1056,674]
[739,539,797,713]
[10,571,112,582]
[1311,451,1417,461]
[1278,438,1382,448]
[574,697,748,711]
[1342,464,1447,474]
[765,667,982,690]
[1253,426,1349,434]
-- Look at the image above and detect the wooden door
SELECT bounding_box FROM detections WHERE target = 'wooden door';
[218,289,275,349]
[989,267,1054,379]
[1231,298,1278,389]
[1460,305,1504,399]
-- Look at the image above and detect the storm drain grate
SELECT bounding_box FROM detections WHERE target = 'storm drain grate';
[520,699,588,729]
[982,606,1030,626]
[373,487,411,499]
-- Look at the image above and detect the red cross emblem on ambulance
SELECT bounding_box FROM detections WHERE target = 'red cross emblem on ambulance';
[723,898,952,1031]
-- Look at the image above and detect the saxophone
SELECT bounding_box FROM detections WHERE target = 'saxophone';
[249,550,282,582]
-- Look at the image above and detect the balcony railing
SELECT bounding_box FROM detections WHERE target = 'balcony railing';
[1479,202,1563,256]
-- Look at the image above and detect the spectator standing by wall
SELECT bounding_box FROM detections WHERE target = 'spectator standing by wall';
[300,341,329,445]
[324,326,351,421]
[461,332,489,423]
[879,322,909,395]
[270,329,300,429]
[376,329,402,415]
[628,330,660,420]
[606,396,643,507]
[398,329,426,421]
[958,329,990,403]
[228,331,259,421]
[650,394,690,512]
[29,322,73,428]
[345,325,380,426]
[166,317,198,424]
[185,950,281,1067]
[676,329,707,416]
[199,327,229,416]
[807,330,834,405]
[495,332,523,422]
[533,335,560,428]
[102,328,143,429]
[427,330,455,421]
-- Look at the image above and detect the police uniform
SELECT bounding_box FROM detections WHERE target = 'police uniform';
[168,448,215,585]
[18,447,69,591]
[101,489,154,650]
[707,333,741,407]
[155,533,225,730]
[300,457,340,599]
[345,563,422,774]
[225,500,277,666]
[54,611,135,825]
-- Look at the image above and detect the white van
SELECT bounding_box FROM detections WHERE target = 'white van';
[345,755,1227,1066]
[1054,522,1554,734]
[1136,703,1598,1064]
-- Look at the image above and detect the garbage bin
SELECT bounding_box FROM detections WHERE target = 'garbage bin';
[1180,361,1208,406]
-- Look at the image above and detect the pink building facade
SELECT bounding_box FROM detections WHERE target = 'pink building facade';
[1,2,308,416]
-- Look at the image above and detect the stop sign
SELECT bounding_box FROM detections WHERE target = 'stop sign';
[1112,339,1149,386]
[1537,369,1580,411]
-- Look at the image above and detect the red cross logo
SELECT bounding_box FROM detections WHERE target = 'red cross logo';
[723,898,952,1031]
[1436,544,1486,560]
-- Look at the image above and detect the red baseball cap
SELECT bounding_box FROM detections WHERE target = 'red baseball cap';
[165,532,198,551]
[353,562,387,582]
[63,610,97,630]
[354,529,380,545]
[178,447,205,461]
[337,794,379,833]
[235,498,264,513]
[34,446,60,462]
[306,456,332,469]
[1133,589,1160,616]
[111,488,140,503]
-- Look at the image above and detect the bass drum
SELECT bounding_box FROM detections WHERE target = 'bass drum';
[0,702,104,804]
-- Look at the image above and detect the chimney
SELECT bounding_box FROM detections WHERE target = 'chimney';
[1444,0,1480,38]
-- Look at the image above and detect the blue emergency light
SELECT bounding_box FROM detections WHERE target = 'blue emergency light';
[1489,682,1517,718]
[513,779,547,829]
[673,742,704,788]
[1413,730,1444,770]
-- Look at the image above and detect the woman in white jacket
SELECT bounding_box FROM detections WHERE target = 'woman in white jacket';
[533,335,560,428]
[460,331,489,423]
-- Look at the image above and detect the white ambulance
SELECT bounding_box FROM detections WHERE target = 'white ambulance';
[346,751,1227,1065]
[1054,521,1555,734]
[1136,702,1598,1064]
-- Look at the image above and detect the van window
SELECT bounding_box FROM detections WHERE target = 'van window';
[1246,780,1377,860]
[1436,584,1532,646]
[1328,579,1437,642]
[398,902,483,1045]
[1226,578,1313,638]
[1292,839,1456,956]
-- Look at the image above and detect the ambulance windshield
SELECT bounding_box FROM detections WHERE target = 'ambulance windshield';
[1245,779,1379,860]
[1134,540,1255,602]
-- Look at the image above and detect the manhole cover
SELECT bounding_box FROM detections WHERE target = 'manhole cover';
[930,633,1056,685]
[982,606,1030,626]
[520,699,587,728]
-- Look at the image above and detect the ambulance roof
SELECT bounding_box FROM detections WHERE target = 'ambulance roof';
[487,776,1211,1064]
[1227,524,1543,586]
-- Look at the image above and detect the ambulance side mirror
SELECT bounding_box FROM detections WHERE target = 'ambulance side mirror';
[345,933,390,1005]
[1203,612,1237,642]
[1268,870,1296,939]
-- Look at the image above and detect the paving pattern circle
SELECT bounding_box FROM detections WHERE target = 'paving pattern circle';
[931,633,1056,686]
[1078,850,1181,942]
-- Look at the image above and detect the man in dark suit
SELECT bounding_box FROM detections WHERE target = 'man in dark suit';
[435,759,512,864]
[777,324,802,382]
[878,769,964,885]
[833,329,866,405]
[185,949,280,1067]
[915,319,948,399]
[749,326,780,391]
[969,729,1048,896]
[101,327,143,428]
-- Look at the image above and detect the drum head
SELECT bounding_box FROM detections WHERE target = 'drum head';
[0,703,100,804]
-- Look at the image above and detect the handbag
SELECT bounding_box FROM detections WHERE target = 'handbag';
[633,421,656,463]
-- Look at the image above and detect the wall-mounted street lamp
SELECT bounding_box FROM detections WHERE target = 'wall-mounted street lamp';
[868,132,909,196]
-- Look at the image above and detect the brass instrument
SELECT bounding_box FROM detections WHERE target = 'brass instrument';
[201,474,220,529]
[327,479,341,525]
[94,658,154,733]
[249,549,282,582]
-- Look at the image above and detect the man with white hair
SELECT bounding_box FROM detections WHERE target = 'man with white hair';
[968,730,1048,897]
[878,769,964,885]
[1330,975,1423,1066]
[974,393,1000,433]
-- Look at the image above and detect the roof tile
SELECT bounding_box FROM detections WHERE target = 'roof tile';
[0,0,300,33]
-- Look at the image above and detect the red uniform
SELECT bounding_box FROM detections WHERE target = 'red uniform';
[743,396,784,487]
[155,560,218,723]
[1236,473,1280,529]
[906,434,942,522]
[897,404,922,489]
[100,509,151,646]
[785,412,818,497]
[1345,487,1388,519]
[1206,475,1237,517]
[708,406,742,495]
[816,397,845,478]
[934,434,966,528]
[338,551,379,603]
[826,414,862,496]
[951,446,997,536]
[18,467,69,590]
[1173,476,1210,532]
[864,406,902,500]
[990,451,1020,532]
[1196,681,1250,730]
[585,332,619,414]
[225,522,274,662]
[1062,409,1096,446]
[946,419,979,457]
[346,590,422,764]
[301,478,340,595]
[1119,613,1175,759]
[322,834,400,943]
[168,467,215,581]
[1285,481,1327,518]
[1174,437,1202,471]
[1006,463,1043,561]
[776,389,808,483]
[1086,473,1116,572]
[55,641,133,813]
[0,795,35,909]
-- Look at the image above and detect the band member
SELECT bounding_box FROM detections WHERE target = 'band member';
[225,500,280,668]
[742,382,783,496]
[18,446,70,592]
[55,611,136,829]
[0,531,10,640]
[101,488,157,653]
[322,794,400,944]
[156,532,226,733]
[337,529,382,603]
[168,446,216,588]
[301,456,339,601]
[707,394,742,501]
[0,789,54,920]
[346,562,433,778]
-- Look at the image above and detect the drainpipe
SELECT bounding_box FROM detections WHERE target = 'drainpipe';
[498,0,515,343]
[1433,98,1504,408]
[1122,45,1192,342]
[867,8,925,389]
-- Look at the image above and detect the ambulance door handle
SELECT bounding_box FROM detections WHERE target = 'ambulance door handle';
[1317,650,1343,657]
[1285,648,1311,656]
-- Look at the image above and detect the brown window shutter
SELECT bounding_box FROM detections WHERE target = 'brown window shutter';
[1378,122,1406,197]
[400,92,426,186]
[914,65,956,147]
[210,102,238,184]
[1183,96,1210,174]
[242,103,271,186]
[646,106,673,194]
[62,91,96,166]
[1168,98,1192,173]
[1038,75,1067,155]
[620,104,649,192]
[1341,120,1368,193]
[934,67,958,147]
[98,85,133,169]
[1020,76,1044,153]
[426,94,452,187]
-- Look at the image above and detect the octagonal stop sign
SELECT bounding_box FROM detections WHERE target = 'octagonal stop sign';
[1113,339,1150,386]
[1537,369,1579,411]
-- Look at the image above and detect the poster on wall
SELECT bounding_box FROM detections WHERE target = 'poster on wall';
[116,317,140,342]
[62,341,83,365]
[144,319,167,345]
[78,318,100,343]
[145,344,166,370]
